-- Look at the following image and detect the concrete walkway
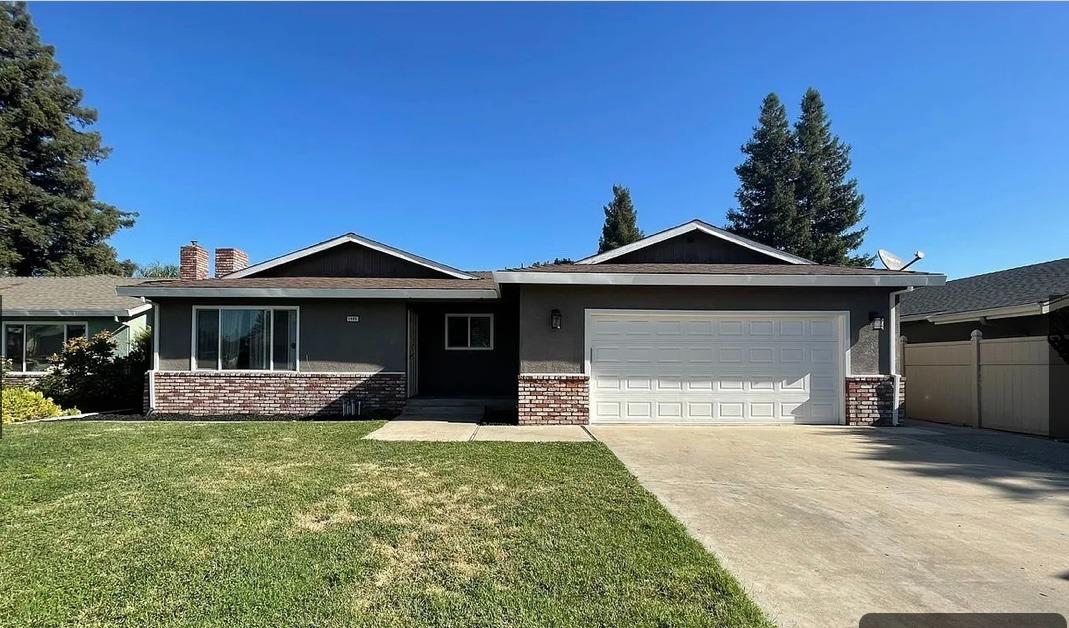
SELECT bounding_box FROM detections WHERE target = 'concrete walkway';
[365,420,593,442]
[592,422,1069,628]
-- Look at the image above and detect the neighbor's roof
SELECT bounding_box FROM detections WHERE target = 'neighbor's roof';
[512,263,937,275]
[901,258,1069,321]
[0,275,152,317]
[118,274,499,299]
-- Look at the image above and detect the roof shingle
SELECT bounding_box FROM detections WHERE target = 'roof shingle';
[0,276,150,315]
[901,258,1069,317]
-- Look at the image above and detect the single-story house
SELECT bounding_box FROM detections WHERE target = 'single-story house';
[119,220,943,425]
[901,258,1069,438]
[1,275,154,387]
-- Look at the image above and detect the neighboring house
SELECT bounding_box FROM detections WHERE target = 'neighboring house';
[901,258,1069,438]
[120,220,943,425]
[1,276,154,387]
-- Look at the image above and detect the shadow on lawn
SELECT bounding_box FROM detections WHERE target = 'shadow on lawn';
[840,421,1069,508]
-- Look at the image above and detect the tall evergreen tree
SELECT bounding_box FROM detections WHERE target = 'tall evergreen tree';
[597,184,643,253]
[0,2,135,276]
[794,88,873,266]
[726,93,807,254]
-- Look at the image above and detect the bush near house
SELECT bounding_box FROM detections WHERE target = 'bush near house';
[1,388,77,424]
[37,330,150,412]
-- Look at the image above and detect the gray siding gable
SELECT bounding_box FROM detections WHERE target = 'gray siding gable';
[249,242,456,279]
[606,230,792,265]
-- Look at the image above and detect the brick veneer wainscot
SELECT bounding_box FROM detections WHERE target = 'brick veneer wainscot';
[150,371,405,418]
[845,375,905,426]
[2,373,44,390]
[517,374,589,425]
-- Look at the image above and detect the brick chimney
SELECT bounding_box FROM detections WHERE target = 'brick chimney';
[179,241,209,280]
[215,248,249,277]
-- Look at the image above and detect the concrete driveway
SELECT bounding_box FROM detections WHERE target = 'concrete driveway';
[591,422,1069,628]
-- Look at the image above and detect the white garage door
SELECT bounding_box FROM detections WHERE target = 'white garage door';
[587,310,845,424]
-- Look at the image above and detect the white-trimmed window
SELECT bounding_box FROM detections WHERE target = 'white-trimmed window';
[3,322,87,373]
[193,307,299,371]
[445,314,493,350]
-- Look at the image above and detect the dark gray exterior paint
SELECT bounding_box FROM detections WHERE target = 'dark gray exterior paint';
[253,242,451,279]
[155,298,406,372]
[609,231,790,265]
[517,285,892,374]
[411,289,519,396]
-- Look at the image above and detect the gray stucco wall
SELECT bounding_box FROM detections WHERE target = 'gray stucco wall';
[155,298,406,372]
[517,285,893,375]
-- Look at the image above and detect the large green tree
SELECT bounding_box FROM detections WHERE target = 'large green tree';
[0,2,135,276]
[794,88,872,266]
[726,93,807,254]
[597,184,643,254]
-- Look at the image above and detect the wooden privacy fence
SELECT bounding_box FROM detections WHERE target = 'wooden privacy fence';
[903,333,1050,436]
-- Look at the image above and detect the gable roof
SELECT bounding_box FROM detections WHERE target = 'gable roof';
[901,257,1069,322]
[225,232,476,280]
[0,276,152,317]
[576,219,815,266]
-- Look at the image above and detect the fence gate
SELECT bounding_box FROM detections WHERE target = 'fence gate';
[903,334,1050,436]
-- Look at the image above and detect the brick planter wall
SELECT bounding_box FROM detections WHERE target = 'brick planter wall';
[2,373,44,390]
[150,371,405,418]
[845,375,905,426]
[517,374,589,425]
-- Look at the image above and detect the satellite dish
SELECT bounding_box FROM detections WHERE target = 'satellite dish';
[878,249,925,271]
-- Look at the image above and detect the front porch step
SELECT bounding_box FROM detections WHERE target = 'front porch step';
[397,397,515,422]
[405,397,513,408]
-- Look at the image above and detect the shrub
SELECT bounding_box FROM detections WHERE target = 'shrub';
[1,387,77,424]
[37,329,150,412]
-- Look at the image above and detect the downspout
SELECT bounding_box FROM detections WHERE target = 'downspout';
[889,287,914,426]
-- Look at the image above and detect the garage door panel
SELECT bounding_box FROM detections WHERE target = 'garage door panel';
[589,311,843,424]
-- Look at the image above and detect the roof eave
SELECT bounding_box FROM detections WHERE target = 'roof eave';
[491,271,944,288]
[901,295,1069,325]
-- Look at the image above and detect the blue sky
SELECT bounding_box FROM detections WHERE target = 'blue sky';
[30,2,1069,279]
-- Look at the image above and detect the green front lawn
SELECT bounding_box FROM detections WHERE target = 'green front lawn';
[0,421,770,627]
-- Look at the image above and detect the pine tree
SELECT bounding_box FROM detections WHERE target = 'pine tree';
[726,93,807,255]
[794,88,873,266]
[597,184,643,253]
[0,2,135,276]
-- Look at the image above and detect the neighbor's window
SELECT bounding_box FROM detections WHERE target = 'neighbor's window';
[194,308,298,371]
[2,322,88,373]
[445,314,493,350]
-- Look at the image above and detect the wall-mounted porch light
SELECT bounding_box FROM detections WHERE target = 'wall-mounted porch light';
[870,313,885,331]
[550,309,562,330]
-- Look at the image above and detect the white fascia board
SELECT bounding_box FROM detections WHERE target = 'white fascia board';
[223,233,475,280]
[492,271,945,288]
[906,300,1060,325]
[1,309,134,317]
[116,286,499,299]
[575,220,815,265]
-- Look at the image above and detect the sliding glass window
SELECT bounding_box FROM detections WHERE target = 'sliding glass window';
[193,308,298,371]
[2,322,89,373]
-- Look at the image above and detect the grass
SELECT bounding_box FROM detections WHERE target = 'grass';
[0,421,771,627]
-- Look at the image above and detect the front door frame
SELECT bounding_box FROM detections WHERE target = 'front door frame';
[406,308,419,397]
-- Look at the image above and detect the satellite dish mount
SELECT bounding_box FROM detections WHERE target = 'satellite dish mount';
[878,249,925,271]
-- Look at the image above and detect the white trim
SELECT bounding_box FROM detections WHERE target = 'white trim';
[902,295,1069,325]
[150,369,405,375]
[118,286,499,299]
[1,320,89,374]
[127,303,154,317]
[575,219,815,265]
[191,306,300,372]
[444,313,494,351]
[519,372,588,377]
[148,369,155,413]
[222,233,475,280]
[152,303,160,371]
[582,308,850,426]
[1,307,148,317]
[492,270,944,288]
[888,287,913,377]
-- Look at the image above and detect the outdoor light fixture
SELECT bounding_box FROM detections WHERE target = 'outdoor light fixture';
[870,313,885,330]
[550,309,562,330]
